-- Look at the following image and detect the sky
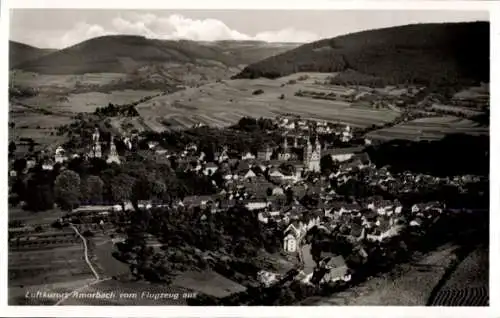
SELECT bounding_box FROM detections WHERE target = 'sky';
[9,9,489,49]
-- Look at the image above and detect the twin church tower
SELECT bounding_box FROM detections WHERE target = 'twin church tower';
[280,135,321,172]
[89,128,120,164]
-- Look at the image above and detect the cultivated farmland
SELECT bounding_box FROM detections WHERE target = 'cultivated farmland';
[10,71,128,89]
[54,90,163,113]
[367,116,489,141]
[430,246,488,306]
[8,234,97,305]
[136,73,401,132]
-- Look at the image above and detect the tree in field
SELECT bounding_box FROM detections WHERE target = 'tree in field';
[81,175,104,204]
[54,170,81,211]
[111,173,135,211]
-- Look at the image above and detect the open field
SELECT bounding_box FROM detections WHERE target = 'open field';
[302,244,459,306]
[10,71,127,89]
[430,104,485,116]
[172,270,247,298]
[8,241,97,305]
[9,103,74,150]
[9,88,160,148]
[136,73,401,132]
[18,89,162,113]
[8,207,99,305]
[55,90,162,113]
[9,207,66,225]
[367,116,489,141]
[92,239,131,278]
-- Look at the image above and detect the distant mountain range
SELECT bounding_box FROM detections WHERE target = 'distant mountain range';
[9,36,300,74]
[233,22,490,87]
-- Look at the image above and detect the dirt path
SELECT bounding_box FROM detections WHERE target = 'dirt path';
[54,224,105,305]
[302,244,459,306]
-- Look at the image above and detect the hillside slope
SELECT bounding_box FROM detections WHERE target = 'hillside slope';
[233,22,490,87]
[14,36,299,74]
[9,41,56,68]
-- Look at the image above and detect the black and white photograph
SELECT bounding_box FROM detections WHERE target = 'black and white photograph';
[5,2,492,311]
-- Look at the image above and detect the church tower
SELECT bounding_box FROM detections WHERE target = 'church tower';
[315,135,321,153]
[90,128,102,158]
[278,136,291,161]
[264,145,272,161]
[307,135,321,172]
[106,135,121,164]
[303,136,312,167]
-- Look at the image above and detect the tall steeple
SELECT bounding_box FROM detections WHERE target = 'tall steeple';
[109,135,117,156]
[106,135,120,164]
[91,128,102,158]
[92,128,100,143]
[304,135,312,166]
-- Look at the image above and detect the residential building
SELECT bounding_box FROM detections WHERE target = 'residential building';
[203,162,218,176]
[54,146,67,163]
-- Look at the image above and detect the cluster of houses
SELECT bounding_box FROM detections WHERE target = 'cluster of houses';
[127,136,457,288]
[10,128,131,176]
[276,117,354,142]
[9,115,482,292]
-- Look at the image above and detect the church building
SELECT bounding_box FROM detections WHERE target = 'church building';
[88,128,102,158]
[303,135,321,172]
[106,135,121,164]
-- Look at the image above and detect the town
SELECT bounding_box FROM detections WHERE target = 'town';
[8,113,488,305]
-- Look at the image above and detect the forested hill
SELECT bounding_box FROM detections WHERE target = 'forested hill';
[9,41,56,68]
[233,22,490,87]
[12,36,299,74]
